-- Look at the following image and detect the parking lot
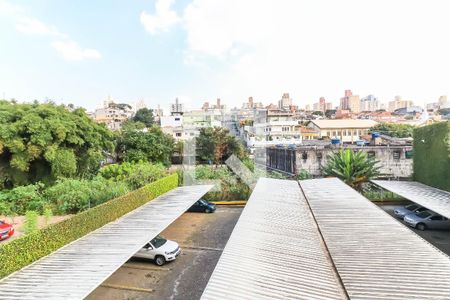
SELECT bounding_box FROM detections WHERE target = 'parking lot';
[87,206,243,300]
[379,204,450,255]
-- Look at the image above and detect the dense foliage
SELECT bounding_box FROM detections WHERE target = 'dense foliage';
[99,162,167,190]
[323,149,381,189]
[0,162,167,214]
[370,123,414,138]
[413,122,450,191]
[0,173,178,279]
[182,165,251,201]
[196,127,247,165]
[116,124,174,166]
[132,108,154,127]
[0,101,114,188]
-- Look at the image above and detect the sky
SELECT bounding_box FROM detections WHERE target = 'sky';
[1,0,450,112]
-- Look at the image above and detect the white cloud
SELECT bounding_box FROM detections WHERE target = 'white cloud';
[141,0,180,34]
[180,0,450,107]
[0,0,101,62]
[0,0,21,15]
[51,40,101,61]
[16,17,66,37]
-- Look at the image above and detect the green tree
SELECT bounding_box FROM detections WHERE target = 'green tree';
[325,109,336,118]
[196,127,246,165]
[117,125,174,166]
[371,123,414,138]
[0,100,114,187]
[312,111,324,116]
[133,108,154,127]
[323,149,381,189]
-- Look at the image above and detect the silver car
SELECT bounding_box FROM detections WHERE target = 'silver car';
[404,210,450,231]
[394,204,427,218]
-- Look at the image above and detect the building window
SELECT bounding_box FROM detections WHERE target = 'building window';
[405,150,413,159]
[393,150,401,160]
[302,152,308,160]
[175,133,182,137]
[175,117,180,121]
[367,151,375,158]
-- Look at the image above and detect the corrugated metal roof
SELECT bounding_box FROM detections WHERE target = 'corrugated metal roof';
[0,185,212,300]
[372,180,450,218]
[300,178,450,299]
[201,178,347,300]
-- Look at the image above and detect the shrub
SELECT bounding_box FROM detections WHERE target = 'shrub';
[44,207,53,226]
[24,211,38,234]
[0,173,178,279]
[0,183,46,215]
[413,122,450,191]
[45,177,130,214]
[99,162,167,190]
[191,165,251,201]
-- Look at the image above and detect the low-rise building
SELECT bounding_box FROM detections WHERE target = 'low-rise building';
[93,98,134,130]
[306,119,378,143]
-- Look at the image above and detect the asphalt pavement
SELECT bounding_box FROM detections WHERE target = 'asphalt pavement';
[87,206,243,300]
[379,204,450,256]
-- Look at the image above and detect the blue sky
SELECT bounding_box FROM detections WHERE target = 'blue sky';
[1,0,450,112]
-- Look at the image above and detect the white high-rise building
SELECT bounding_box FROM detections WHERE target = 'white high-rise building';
[360,94,379,112]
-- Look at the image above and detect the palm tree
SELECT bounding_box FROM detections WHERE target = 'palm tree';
[323,149,381,189]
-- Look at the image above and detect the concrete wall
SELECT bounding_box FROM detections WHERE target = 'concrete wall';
[296,146,413,178]
[267,145,413,178]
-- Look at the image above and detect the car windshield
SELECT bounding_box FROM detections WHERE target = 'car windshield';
[150,235,167,248]
[405,204,419,211]
[416,211,432,218]
[198,199,208,205]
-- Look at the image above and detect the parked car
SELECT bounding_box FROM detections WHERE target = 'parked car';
[133,235,181,266]
[394,204,428,218]
[0,220,14,241]
[404,210,450,231]
[188,199,216,213]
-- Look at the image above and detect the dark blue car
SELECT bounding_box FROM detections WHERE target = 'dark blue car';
[188,199,216,213]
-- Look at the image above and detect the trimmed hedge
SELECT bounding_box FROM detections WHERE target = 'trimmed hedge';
[0,173,178,279]
[413,121,450,191]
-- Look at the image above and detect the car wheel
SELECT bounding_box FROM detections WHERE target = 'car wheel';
[416,223,426,231]
[205,208,211,213]
[155,256,166,266]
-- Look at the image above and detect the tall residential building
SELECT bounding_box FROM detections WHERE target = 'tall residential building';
[170,98,184,115]
[242,97,264,109]
[340,90,360,113]
[388,96,413,112]
[278,93,293,110]
[313,97,333,113]
[360,94,379,112]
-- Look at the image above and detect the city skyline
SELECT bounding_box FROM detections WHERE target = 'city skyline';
[1,0,450,111]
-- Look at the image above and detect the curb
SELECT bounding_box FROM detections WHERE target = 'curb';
[211,201,247,205]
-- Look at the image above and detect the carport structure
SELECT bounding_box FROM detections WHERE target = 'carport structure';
[372,180,450,218]
[301,178,450,299]
[203,177,450,299]
[201,178,348,300]
[0,185,212,300]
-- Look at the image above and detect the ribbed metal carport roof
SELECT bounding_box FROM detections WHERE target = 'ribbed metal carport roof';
[301,178,450,300]
[0,185,212,300]
[372,180,450,218]
[201,178,348,300]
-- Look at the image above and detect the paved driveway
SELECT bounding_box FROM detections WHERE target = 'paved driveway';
[379,204,450,255]
[87,206,243,300]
